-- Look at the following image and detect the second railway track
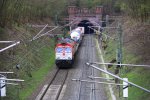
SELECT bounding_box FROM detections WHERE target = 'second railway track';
[35,68,69,100]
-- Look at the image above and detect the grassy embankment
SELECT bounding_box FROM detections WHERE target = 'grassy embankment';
[0,24,56,100]
[20,46,55,99]
[6,46,55,100]
[6,45,55,100]
[103,38,150,100]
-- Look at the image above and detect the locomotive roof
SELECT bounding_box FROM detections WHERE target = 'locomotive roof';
[58,37,75,44]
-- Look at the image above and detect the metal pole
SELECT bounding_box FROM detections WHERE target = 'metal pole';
[0,41,15,43]
[70,26,72,32]
[0,78,24,82]
[92,62,150,68]
[0,72,14,74]
[55,14,57,25]
[117,23,123,97]
[0,82,18,85]
[33,26,59,40]
[32,24,48,41]
[72,79,124,86]
[0,41,20,53]
[88,76,114,80]
[106,15,109,26]
[117,23,122,68]
[86,63,150,93]
[29,25,56,28]
[0,80,1,100]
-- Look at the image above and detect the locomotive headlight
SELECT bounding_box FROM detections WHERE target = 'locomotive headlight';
[56,54,60,59]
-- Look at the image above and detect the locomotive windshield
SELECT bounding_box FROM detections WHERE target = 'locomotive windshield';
[56,47,63,53]
[65,47,72,53]
[56,47,72,53]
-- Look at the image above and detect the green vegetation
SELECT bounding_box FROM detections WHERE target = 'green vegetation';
[0,23,57,99]
[0,0,149,99]
[0,0,66,99]
[1,0,148,26]
[103,35,150,100]
[75,0,150,22]
[5,43,55,100]
[124,68,150,100]
[0,0,68,27]
[120,0,150,22]
[19,47,55,99]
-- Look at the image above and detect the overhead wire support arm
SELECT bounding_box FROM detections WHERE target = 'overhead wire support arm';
[86,62,150,93]
[0,82,18,86]
[29,24,56,28]
[0,78,24,82]
[72,79,124,86]
[0,41,16,43]
[88,26,115,40]
[92,62,150,68]
[0,20,77,53]
[33,26,59,40]
[0,72,14,74]
[88,76,114,80]
[31,24,48,41]
[90,26,119,29]
[0,41,20,53]
[60,19,79,28]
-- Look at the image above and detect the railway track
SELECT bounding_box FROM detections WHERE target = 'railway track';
[35,68,69,100]
[77,34,96,100]
[35,35,104,100]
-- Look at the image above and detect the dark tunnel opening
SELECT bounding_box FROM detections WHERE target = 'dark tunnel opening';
[78,20,94,34]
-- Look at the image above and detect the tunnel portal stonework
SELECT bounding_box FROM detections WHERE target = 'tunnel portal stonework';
[67,6,103,27]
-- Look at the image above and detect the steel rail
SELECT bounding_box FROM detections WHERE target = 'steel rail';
[90,35,96,100]
[35,68,59,100]
[77,39,86,100]
[56,70,69,100]
[86,62,150,93]
[37,69,69,100]
[77,35,90,100]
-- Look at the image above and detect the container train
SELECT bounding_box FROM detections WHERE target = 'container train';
[55,27,84,68]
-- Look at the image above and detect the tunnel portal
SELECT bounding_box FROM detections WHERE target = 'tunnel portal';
[78,20,94,34]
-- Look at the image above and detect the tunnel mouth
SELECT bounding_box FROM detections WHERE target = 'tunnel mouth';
[78,20,94,34]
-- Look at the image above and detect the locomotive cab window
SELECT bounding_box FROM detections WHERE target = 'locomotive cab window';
[65,47,72,53]
[56,47,63,53]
